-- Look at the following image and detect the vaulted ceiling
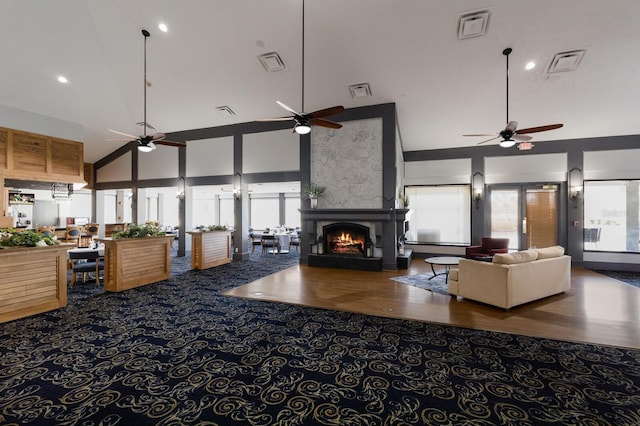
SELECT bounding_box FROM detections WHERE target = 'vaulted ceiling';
[1,0,638,163]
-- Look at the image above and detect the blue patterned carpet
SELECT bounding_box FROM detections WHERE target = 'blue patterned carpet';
[389,273,449,295]
[1,252,640,425]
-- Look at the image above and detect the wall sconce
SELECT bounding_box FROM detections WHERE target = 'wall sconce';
[233,172,242,200]
[176,176,185,200]
[569,167,583,208]
[472,172,484,209]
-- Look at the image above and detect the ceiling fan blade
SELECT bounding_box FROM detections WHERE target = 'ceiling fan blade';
[155,140,186,148]
[504,121,518,133]
[310,118,342,129]
[255,117,295,122]
[107,128,139,139]
[516,123,564,134]
[151,133,166,141]
[276,101,300,115]
[463,133,497,137]
[477,136,500,145]
[513,134,533,141]
[106,138,134,141]
[308,105,344,119]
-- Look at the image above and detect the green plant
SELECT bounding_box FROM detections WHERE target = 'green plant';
[399,193,409,207]
[196,225,228,232]
[303,182,326,199]
[112,223,166,239]
[0,228,59,247]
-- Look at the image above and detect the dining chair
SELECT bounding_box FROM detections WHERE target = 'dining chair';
[36,226,56,237]
[260,234,279,254]
[249,233,262,254]
[289,232,300,253]
[68,250,104,286]
[82,223,100,246]
[61,225,83,246]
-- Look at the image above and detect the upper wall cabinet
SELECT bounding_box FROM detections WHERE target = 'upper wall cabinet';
[0,126,84,183]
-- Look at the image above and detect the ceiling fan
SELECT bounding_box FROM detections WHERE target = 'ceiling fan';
[256,0,344,134]
[464,48,563,150]
[107,29,185,152]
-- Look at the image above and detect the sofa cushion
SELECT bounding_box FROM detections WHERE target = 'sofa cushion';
[493,249,538,264]
[535,245,565,259]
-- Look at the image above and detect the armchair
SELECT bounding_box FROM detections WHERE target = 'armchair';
[466,237,509,259]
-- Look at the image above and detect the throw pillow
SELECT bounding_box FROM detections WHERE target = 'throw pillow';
[493,249,539,265]
[535,245,565,259]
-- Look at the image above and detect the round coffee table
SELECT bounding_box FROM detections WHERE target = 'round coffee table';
[424,256,462,283]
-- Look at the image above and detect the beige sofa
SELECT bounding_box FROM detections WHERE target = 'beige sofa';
[448,246,571,309]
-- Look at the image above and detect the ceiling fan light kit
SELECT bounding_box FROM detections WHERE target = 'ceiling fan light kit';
[138,142,155,152]
[463,47,563,150]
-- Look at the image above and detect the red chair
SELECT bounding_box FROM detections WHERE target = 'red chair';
[465,237,509,258]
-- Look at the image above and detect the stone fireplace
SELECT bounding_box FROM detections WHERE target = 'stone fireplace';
[300,208,410,271]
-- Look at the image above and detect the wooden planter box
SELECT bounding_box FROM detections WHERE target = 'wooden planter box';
[0,244,69,323]
[97,236,174,292]
[188,231,232,270]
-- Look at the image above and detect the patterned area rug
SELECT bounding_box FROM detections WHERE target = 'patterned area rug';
[594,269,640,289]
[389,272,450,295]
[2,251,640,425]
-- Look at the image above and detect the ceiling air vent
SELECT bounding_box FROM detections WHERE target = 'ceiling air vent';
[458,10,490,40]
[258,52,286,72]
[349,83,372,98]
[215,106,236,118]
[546,50,586,74]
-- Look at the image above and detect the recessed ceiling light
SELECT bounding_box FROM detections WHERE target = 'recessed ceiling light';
[57,75,68,84]
[525,61,536,70]
[158,23,168,32]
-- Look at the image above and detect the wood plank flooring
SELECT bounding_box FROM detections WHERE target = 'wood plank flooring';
[223,259,640,349]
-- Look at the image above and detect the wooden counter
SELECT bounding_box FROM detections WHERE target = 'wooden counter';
[97,236,174,292]
[188,231,232,270]
[0,244,69,323]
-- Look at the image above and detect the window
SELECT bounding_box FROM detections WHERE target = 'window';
[250,197,280,230]
[584,180,640,252]
[405,185,471,244]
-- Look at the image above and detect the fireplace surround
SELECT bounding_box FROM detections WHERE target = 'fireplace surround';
[300,208,410,271]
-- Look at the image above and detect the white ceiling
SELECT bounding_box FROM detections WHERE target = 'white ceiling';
[1,0,639,163]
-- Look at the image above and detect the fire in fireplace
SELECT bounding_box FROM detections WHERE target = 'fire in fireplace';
[323,222,369,256]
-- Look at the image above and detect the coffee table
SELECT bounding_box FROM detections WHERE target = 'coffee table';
[424,256,462,283]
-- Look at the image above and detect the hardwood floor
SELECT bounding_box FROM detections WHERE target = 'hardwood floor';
[223,259,640,349]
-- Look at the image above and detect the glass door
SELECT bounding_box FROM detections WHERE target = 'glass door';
[489,184,559,251]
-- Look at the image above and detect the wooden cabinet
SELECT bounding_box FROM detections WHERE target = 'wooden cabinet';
[0,244,69,323]
[188,231,232,270]
[97,236,174,292]
[0,126,84,183]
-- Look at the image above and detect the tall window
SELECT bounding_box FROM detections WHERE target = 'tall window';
[584,180,640,252]
[405,185,471,244]
[250,197,280,230]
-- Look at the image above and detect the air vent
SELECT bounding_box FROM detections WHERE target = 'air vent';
[349,83,372,98]
[258,52,286,72]
[215,106,236,118]
[458,10,490,40]
[546,50,586,74]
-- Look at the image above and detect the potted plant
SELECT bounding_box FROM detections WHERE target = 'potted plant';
[0,228,59,247]
[0,228,68,323]
[303,182,326,209]
[98,223,174,292]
